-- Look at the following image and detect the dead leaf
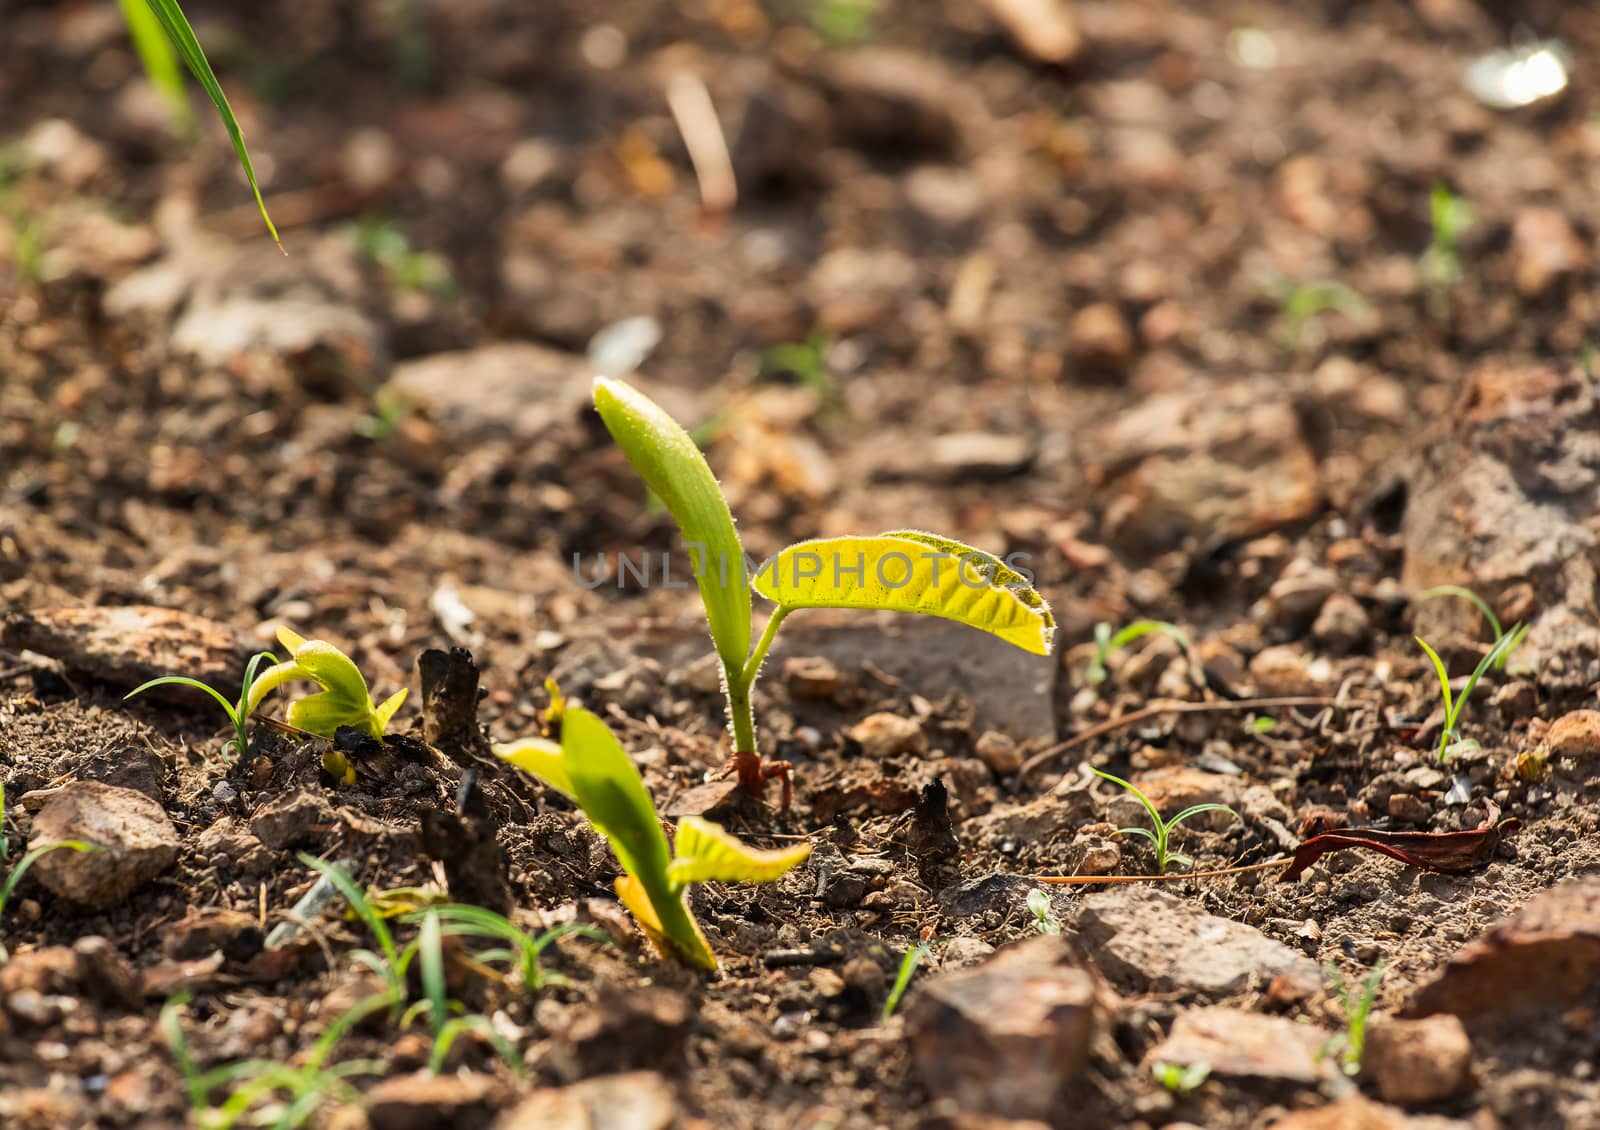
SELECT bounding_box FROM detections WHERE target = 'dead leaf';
[1281,801,1519,881]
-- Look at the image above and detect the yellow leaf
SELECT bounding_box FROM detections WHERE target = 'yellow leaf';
[666,817,811,887]
[752,531,1055,655]
[616,875,717,971]
[492,736,576,800]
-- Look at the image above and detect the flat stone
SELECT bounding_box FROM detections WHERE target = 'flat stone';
[0,947,79,996]
[1070,886,1320,999]
[559,987,690,1077]
[248,789,333,850]
[905,936,1098,1120]
[1409,878,1600,1022]
[783,655,840,699]
[27,781,178,909]
[366,1072,498,1130]
[848,712,927,759]
[492,1071,679,1130]
[2,605,248,698]
[981,0,1081,63]
[1266,1096,1475,1129]
[388,342,592,440]
[1144,1006,1330,1084]
[1363,1015,1476,1104]
[816,49,964,156]
[1544,710,1600,761]
[936,872,1039,920]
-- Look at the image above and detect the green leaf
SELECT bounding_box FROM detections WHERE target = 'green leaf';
[665,817,811,889]
[1092,768,1164,830]
[593,377,751,674]
[1415,637,1453,722]
[560,707,672,886]
[119,0,194,138]
[1169,803,1239,828]
[248,627,403,739]
[752,531,1054,655]
[492,735,575,799]
[136,0,279,246]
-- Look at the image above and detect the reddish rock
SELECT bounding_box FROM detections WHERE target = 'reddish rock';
[1144,1006,1330,1084]
[1544,710,1600,761]
[27,781,178,909]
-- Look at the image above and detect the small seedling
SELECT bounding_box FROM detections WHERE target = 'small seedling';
[300,853,413,1008]
[351,214,453,297]
[402,910,524,1078]
[125,650,279,759]
[1320,961,1385,1076]
[1085,620,1200,688]
[1276,279,1370,351]
[1026,888,1061,935]
[1250,715,1278,735]
[761,330,839,408]
[496,695,810,971]
[120,0,195,139]
[1415,627,1521,762]
[1092,768,1238,873]
[1151,1060,1210,1095]
[592,377,1053,806]
[882,941,933,1021]
[0,780,99,961]
[1419,183,1472,295]
[398,904,606,991]
[1419,585,1528,671]
[813,0,877,42]
[162,991,388,1130]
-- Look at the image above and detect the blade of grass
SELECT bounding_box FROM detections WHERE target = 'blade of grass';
[119,0,195,139]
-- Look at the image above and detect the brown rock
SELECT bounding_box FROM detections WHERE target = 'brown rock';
[783,656,840,699]
[560,987,690,1076]
[493,1071,679,1130]
[27,781,178,909]
[248,788,334,850]
[163,907,266,962]
[981,0,1081,63]
[388,343,591,441]
[1143,1006,1330,1084]
[849,712,927,759]
[1409,878,1600,1021]
[1,605,247,697]
[1313,593,1371,654]
[1120,767,1241,831]
[1068,302,1134,372]
[366,1072,497,1130]
[1386,793,1430,824]
[1363,1015,1475,1104]
[71,936,141,1009]
[817,49,963,155]
[905,936,1098,1120]
[1266,1095,1474,1129]
[0,947,79,996]
[1070,886,1319,999]
[1544,710,1600,761]
[1511,206,1587,298]
[975,731,1022,776]
[1249,644,1334,696]
[1266,566,1336,624]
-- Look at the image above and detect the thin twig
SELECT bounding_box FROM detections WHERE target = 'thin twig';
[666,71,736,214]
[1017,696,1345,782]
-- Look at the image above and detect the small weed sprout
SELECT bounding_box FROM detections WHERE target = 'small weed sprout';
[1419,585,1528,671]
[1320,961,1385,1076]
[351,214,453,297]
[1415,627,1522,762]
[1151,1060,1211,1095]
[1092,768,1238,873]
[496,693,810,971]
[0,780,99,961]
[1027,888,1061,935]
[813,0,877,42]
[882,941,934,1021]
[590,377,1053,806]
[125,650,279,759]
[1420,183,1473,295]
[1276,279,1370,351]
[1086,620,1200,688]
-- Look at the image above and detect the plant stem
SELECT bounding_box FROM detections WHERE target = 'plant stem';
[741,607,790,689]
[728,608,789,753]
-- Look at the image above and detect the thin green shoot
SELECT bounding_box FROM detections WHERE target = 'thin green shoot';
[1419,585,1527,671]
[1026,888,1061,935]
[1092,768,1238,873]
[813,0,877,42]
[350,214,452,297]
[398,904,606,990]
[1151,1060,1211,1094]
[1420,183,1472,294]
[120,0,195,139]
[1,780,99,962]
[1086,620,1200,688]
[882,942,933,1021]
[125,650,279,759]
[298,853,410,1008]
[1415,628,1521,762]
[400,908,526,1078]
[1277,279,1369,350]
[760,330,839,408]
[1320,961,1385,1076]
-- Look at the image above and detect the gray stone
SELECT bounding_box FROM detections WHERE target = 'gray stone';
[388,342,592,440]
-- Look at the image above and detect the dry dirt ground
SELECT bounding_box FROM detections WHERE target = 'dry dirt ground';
[3,1,1600,1128]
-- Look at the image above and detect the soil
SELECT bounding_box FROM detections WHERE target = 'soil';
[3,1,1600,1128]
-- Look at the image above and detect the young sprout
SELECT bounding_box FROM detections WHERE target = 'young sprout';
[1151,1060,1211,1095]
[882,941,933,1021]
[1418,585,1528,671]
[1320,961,1385,1076]
[119,0,194,139]
[1,780,99,961]
[403,910,525,1078]
[125,650,279,759]
[593,377,1053,807]
[1419,183,1472,295]
[1092,768,1238,873]
[1415,627,1521,763]
[1276,279,1370,351]
[496,695,810,971]
[1085,620,1200,688]
[1026,888,1061,935]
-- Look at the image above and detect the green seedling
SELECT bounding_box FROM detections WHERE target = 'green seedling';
[0,780,99,962]
[761,329,839,407]
[496,697,810,972]
[397,904,606,991]
[1092,768,1238,873]
[300,853,414,1008]
[351,214,453,297]
[1419,585,1528,671]
[882,941,933,1021]
[162,991,388,1130]
[1085,620,1199,688]
[592,377,1053,806]
[1151,1060,1210,1095]
[1419,183,1472,295]
[1027,888,1061,935]
[1276,279,1370,350]
[402,911,524,1078]
[1320,961,1384,1076]
[125,650,279,759]
[250,627,408,782]
[126,0,277,245]
[1415,627,1521,762]
[120,0,194,139]
[813,0,877,42]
